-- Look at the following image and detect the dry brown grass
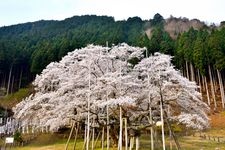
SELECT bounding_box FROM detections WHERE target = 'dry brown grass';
[210,111,225,128]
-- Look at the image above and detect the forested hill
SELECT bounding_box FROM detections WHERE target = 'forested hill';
[0,14,225,102]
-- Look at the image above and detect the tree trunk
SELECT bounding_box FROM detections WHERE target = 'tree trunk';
[201,75,205,91]
[197,69,202,93]
[1,74,3,87]
[19,67,23,89]
[185,61,190,80]
[0,74,2,88]
[190,63,195,81]
[181,68,184,77]
[6,64,13,96]
[217,69,225,109]
[208,65,217,109]
[10,75,15,94]
[204,77,211,106]
[222,70,225,82]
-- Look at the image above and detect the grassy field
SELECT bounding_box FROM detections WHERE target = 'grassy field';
[1,129,224,150]
[0,112,224,149]
[0,88,32,109]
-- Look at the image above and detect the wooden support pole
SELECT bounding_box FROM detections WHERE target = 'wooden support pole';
[65,121,75,150]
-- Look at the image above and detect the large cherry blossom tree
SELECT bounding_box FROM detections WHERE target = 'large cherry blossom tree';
[13,43,209,137]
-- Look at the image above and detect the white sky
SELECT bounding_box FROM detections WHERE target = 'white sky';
[0,0,225,27]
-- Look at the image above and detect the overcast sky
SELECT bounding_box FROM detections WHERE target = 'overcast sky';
[0,0,225,27]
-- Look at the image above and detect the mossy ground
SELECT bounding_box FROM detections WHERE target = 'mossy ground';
[3,126,225,150]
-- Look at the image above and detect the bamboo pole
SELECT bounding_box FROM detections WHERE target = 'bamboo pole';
[107,106,110,150]
[106,47,110,150]
[118,107,123,150]
[18,67,23,89]
[148,74,154,150]
[65,121,75,150]
[102,127,105,150]
[135,137,139,150]
[159,89,166,150]
[6,64,13,96]
[73,122,79,150]
[82,138,87,150]
[129,137,134,150]
[87,60,91,150]
[94,130,101,148]
[160,100,165,150]
[125,118,128,150]
[168,107,173,150]
[118,52,123,150]
[91,127,95,150]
